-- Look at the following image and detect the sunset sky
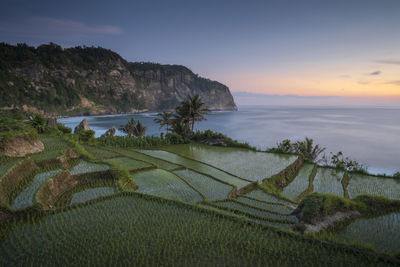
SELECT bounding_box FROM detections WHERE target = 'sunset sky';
[1,0,399,103]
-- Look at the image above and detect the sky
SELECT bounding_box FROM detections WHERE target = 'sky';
[1,0,400,105]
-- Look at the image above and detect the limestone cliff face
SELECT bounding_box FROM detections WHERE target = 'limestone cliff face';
[0,43,237,115]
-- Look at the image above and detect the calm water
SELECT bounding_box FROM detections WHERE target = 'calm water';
[59,105,400,175]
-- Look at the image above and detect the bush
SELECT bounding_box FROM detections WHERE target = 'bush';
[353,194,400,214]
[43,126,62,136]
[296,193,359,224]
[165,133,184,144]
[393,172,400,178]
[78,130,95,144]
[29,114,47,133]
[267,138,325,162]
[267,139,293,154]
[330,152,368,174]
[192,130,255,150]
[95,134,185,149]
[0,111,37,144]
[57,123,72,134]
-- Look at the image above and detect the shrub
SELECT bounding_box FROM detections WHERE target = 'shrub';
[296,193,359,224]
[78,130,95,144]
[330,152,367,173]
[165,133,184,144]
[43,126,62,136]
[95,135,185,149]
[267,139,293,154]
[192,130,255,150]
[29,114,47,133]
[393,172,400,178]
[353,194,400,214]
[57,123,72,134]
[0,111,37,144]
[267,138,325,163]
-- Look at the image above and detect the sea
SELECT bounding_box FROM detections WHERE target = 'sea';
[59,105,400,175]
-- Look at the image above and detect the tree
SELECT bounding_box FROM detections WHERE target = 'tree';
[30,114,47,133]
[187,95,210,132]
[119,118,136,137]
[293,137,326,162]
[154,111,174,133]
[133,120,147,138]
[267,139,293,154]
[173,95,210,134]
[330,151,367,173]
[171,120,191,139]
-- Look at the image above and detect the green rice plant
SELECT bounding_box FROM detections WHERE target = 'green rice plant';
[0,155,19,165]
[174,169,233,200]
[313,168,345,197]
[236,197,294,214]
[133,169,203,203]
[70,187,116,205]
[0,158,38,206]
[196,203,292,230]
[282,163,315,200]
[0,194,393,266]
[53,178,117,207]
[82,145,121,159]
[0,159,22,178]
[334,212,400,253]
[30,150,63,162]
[39,136,70,151]
[296,165,318,202]
[212,200,298,223]
[114,148,180,170]
[69,160,110,175]
[11,169,63,209]
[30,136,71,162]
[137,149,250,188]
[103,157,152,172]
[162,144,298,182]
[245,189,296,208]
[348,175,400,200]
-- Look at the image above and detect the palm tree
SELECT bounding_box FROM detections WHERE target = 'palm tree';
[119,118,136,137]
[174,95,210,133]
[188,95,210,132]
[154,111,174,133]
[294,137,326,162]
[171,120,191,138]
[133,120,147,138]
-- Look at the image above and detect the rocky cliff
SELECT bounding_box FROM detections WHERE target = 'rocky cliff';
[0,43,237,116]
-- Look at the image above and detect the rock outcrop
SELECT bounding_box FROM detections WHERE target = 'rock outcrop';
[46,118,57,128]
[292,210,361,234]
[74,119,90,133]
[101,127,116,137]
[0,43,237,115]
[0,136,44,157]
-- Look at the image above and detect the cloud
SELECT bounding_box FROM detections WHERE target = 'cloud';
[375,60,400,65]
[386,80,400,86]
[0,16,123,38]
[369,71,381,76]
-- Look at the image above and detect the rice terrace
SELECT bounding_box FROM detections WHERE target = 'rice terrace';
[0,107,399,266]
[1,1,400,265]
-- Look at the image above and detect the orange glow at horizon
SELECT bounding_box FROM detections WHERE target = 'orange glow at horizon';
[222,73,400,99]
